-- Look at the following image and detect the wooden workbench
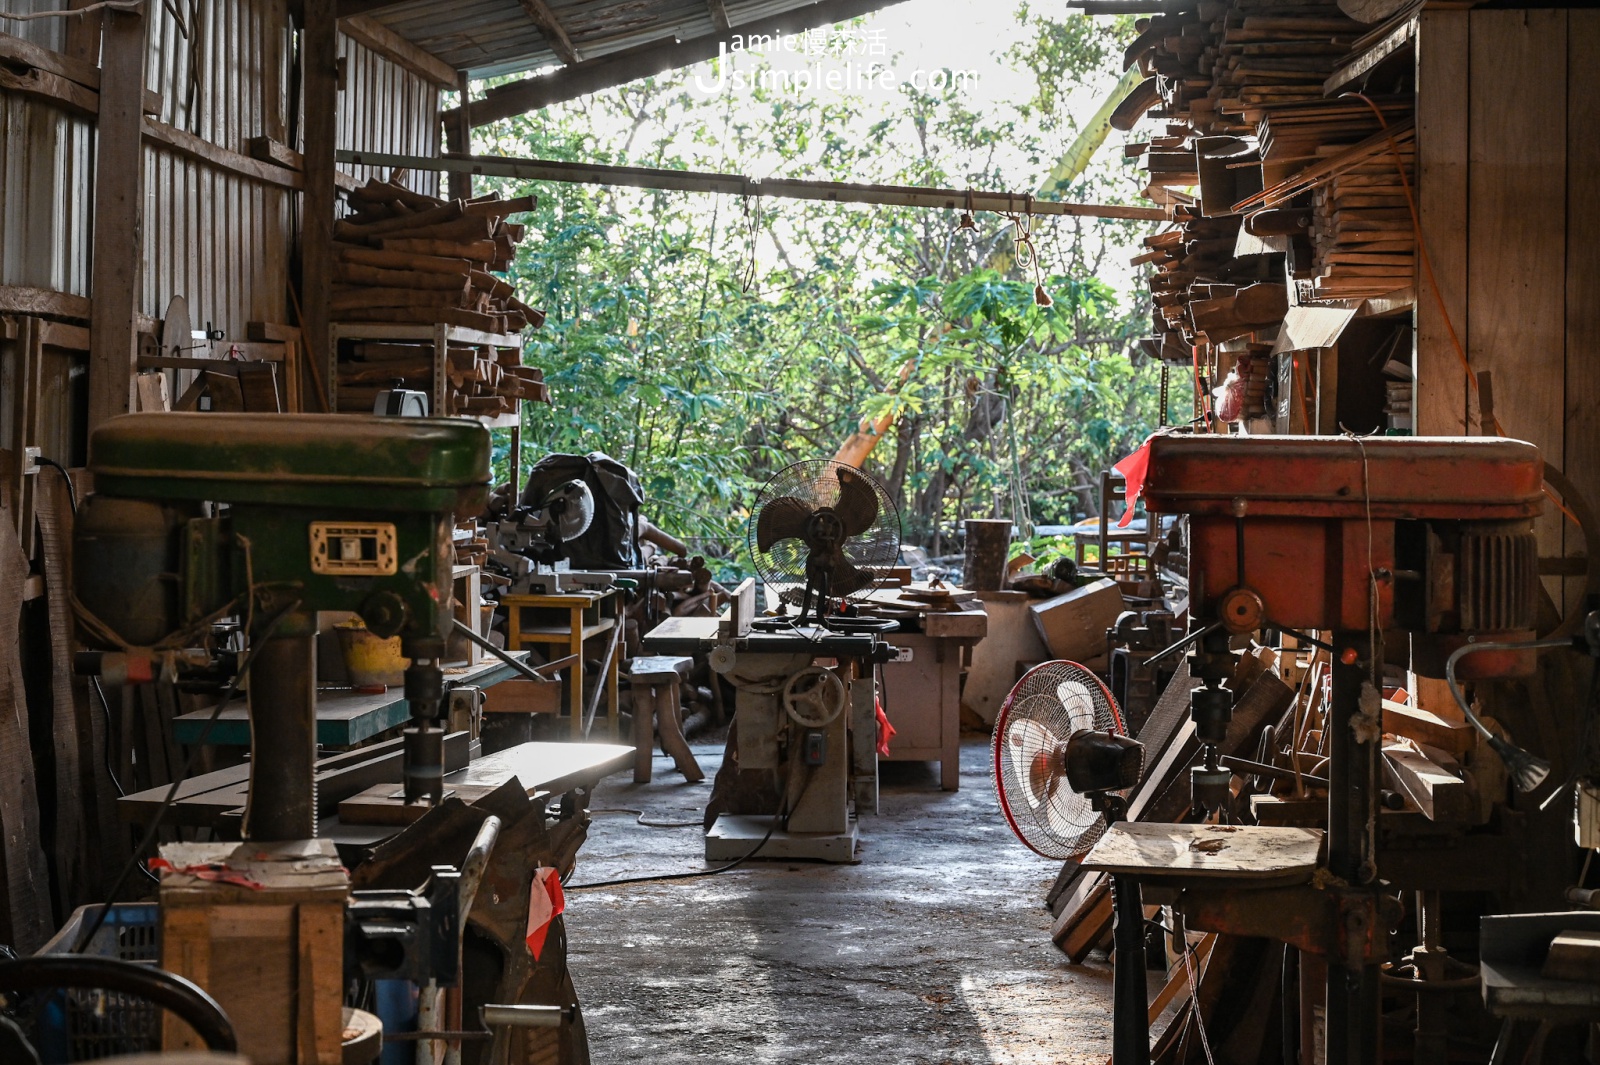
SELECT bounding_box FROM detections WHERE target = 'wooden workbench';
[502,589,621,739]
[171,651,533,747]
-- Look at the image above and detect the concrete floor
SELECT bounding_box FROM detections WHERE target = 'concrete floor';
[563,734,1115,1065]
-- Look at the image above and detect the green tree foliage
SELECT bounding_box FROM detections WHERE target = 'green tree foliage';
[471,9,1161,563]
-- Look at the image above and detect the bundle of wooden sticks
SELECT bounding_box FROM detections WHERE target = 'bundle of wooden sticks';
[332,176,545,335]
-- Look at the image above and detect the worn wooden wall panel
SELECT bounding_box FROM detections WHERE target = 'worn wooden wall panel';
[1414,10,1469,436]
[1565,10,1600,616]
[1467,8,1567,600]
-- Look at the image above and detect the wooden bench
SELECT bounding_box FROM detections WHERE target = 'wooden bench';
[628,655,703,784]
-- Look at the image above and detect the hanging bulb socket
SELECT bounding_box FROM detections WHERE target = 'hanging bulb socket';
[1034,284,1053,308]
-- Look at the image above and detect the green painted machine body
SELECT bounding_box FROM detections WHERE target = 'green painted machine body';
[82,413,491,649]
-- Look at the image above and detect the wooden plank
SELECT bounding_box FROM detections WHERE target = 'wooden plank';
[1468,9,1566,608]
[303,0,339,412]
[0,485,52,951]
[1566,10,1600,621]
[0,285,90,320]
[1414,10,1469,435]
[87,7,146,433]
[143,118,304,190]
[514,0,582,65]
[338,782,501,825]
[0,27,99,89]
[1381,698,1474,756]
[1086,821,1324,881]
[1381,743,1473,822]
[0,59,99,116]
[338,17,457,86]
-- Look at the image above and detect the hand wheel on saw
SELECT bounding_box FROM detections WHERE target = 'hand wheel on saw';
[782,666,847,728]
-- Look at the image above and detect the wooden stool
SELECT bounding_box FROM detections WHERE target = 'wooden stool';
[628,656,703,783]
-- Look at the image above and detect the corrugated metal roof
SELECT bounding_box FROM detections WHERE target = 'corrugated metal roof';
[373,0,854,80]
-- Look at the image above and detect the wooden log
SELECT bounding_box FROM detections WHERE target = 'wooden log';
[336,245,472,276]
[508,298,546,328]
[333,261,472,292]
[469,269,515,299]
[329,287,471,313]
[336,306,507,333]
[962,518,1013,591]
[337,197,463,239]
[380,238,498,260]
[345,215,493,246]
[348,179,443,213]
[463,193,536,216]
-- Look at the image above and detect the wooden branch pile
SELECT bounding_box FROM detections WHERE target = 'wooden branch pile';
[332,178,546,335]
[334,339,548,416]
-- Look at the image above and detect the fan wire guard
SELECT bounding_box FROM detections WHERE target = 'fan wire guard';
[992,661,1129,859]
[747,460,900,610]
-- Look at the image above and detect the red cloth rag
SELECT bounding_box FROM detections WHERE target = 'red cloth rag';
[525,866,566,961]
[876,697,896,756]
[1112,437,1154,529]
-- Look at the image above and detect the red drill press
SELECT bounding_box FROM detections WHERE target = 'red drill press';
[1141,433,1546,1065]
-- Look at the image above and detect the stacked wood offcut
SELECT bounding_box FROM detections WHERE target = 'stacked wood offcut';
[1122,0,1419,413]
[1124,0,1363,137]
[334,339,548,416]
[1247,96,1415,299]
[333,177,546,334]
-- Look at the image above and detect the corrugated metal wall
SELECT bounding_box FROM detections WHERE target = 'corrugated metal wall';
[338,33,443,198]
[0,0,444,339]
[141,0,294,335]
[0,0,93,300]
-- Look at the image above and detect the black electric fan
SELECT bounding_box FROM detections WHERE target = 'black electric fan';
[748,460,900,630]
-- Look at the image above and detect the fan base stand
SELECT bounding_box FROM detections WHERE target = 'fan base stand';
[705,814,860,864]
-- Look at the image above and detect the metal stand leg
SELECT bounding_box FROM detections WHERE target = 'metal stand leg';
[244,616,318,840]
[1326,631,1379,1065]
[1111,873,1151,1065]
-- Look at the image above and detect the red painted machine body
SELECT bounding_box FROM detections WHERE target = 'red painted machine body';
[1142,435,1545,674]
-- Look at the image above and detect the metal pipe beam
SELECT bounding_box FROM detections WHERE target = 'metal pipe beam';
[336,149,1168,222]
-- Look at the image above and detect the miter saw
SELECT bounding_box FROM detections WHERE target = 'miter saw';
[486,477,616,594]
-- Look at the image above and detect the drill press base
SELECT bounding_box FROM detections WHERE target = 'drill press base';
[706,814,860,864]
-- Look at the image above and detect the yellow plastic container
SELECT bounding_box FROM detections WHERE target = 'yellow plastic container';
[335,619,409,689]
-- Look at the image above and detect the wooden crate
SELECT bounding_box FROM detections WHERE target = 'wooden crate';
[158,839,349,1065]
[484,676,563,715]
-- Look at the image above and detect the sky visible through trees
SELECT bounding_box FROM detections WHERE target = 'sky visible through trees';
[467,2,1161,563]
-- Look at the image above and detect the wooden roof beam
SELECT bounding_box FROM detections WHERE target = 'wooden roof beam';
[518,0,582,65]
[447,0,912,127]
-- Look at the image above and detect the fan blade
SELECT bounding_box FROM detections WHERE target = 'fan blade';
[756,496,814,552]
[833,467,880,538]
[829,555,872,597]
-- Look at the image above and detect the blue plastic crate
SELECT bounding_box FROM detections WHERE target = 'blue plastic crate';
[32,902,161,1063]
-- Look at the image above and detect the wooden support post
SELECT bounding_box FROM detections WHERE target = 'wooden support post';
[301,0,339,407]
[1415,10,1470,436]
[87,7,146,433]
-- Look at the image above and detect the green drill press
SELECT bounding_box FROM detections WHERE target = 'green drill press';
[73,412,490,839]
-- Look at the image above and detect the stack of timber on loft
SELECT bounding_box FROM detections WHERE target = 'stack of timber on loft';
[1119,0,1418,435]
[330,176,550,419]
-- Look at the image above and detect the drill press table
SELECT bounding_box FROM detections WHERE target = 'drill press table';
[170,651,535,747]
